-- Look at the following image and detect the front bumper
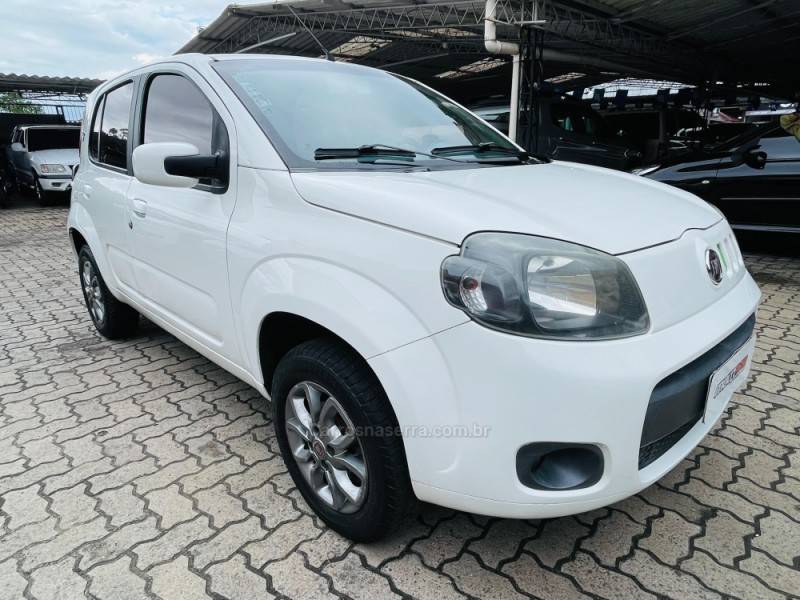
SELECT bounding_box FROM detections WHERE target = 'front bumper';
[38,174,72,192]
[369,265,760,519]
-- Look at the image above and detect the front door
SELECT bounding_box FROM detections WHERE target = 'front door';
[126,67,240,363]
[714,125,800,232]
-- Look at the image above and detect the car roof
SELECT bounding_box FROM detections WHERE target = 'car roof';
[17,125,80,130]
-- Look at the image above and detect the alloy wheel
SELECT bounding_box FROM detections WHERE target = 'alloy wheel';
[81,260,105,325]
[284,381,368,513]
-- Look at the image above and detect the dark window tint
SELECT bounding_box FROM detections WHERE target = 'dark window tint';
[27,128,80,152]
[99,83,133,170]
[143,75,218,154]
[142,74,228,186]
[89,96,104,160]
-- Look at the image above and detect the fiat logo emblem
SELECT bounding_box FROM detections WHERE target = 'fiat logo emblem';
[706,248,723,285]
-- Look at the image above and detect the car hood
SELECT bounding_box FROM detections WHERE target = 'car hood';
[290,161,721,255]
[30,148,79,165]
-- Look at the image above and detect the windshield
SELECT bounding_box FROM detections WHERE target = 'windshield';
[713,123,778,151]
[26,128,80,152]
[213,58,520,170]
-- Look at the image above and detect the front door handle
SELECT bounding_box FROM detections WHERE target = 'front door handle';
[131,198,147,218]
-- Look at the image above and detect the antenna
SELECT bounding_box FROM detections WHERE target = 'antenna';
[287,6,334,61]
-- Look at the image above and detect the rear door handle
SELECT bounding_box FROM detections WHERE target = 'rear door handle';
[131,198,147,218]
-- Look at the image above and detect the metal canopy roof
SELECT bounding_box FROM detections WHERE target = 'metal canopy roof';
[0,73,103,96]
[178,0,799,100]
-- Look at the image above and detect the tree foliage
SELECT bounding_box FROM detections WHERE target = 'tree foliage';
[0,92,41,115]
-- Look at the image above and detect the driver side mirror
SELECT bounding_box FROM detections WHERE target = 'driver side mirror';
[11,142,24,152]
[743,148,767,169]
[132,142,228,188]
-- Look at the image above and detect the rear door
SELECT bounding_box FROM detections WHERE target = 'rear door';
[713,126,800,232]
[76,81,138,290]
[126,66,241,363]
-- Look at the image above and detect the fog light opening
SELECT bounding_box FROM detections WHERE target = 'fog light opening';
[516,443,603,491]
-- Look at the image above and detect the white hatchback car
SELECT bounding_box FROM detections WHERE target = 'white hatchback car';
[69,54,760,541]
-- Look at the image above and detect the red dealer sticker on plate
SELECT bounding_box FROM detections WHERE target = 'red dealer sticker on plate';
[704,336,755,422]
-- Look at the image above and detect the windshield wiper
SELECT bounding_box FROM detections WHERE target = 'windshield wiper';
[431,142,529,161]
[314,145,417,160]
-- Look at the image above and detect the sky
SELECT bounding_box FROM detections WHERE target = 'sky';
[0,0,260,80]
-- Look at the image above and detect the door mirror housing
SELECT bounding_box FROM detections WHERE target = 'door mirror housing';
[11,142,24,152]
[743,148,767,169]
[133,142,200,188]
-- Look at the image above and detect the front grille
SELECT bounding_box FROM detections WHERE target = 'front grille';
[638,314,755,470]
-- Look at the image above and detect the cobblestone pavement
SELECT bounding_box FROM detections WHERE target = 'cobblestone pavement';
[1,206,799,600]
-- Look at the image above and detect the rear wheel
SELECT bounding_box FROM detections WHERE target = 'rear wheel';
[272,338,414,542]
[78,245,139,339]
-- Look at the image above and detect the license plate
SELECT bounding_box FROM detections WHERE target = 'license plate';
[704,335,755,422]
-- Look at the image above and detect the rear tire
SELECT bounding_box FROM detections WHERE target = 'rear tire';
[272,338,414,542]
[77,245,139,339]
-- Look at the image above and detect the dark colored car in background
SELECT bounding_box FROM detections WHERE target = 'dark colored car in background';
[470,94,640,171]
[638,122,800,235]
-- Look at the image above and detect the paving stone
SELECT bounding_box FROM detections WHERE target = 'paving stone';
[145,484,196,528]
[324,553,401,600]
[694,511,751,566]
[523,517,589,568]
[683,550,784,600]
[297,527,351,568]
[19,515,107,572]
[194,483,248,528]
[78,516,161,570]
[0,558,28,600]
[466,519,539,569]
[620,550,722,600]
[1,484,49,530]
[133,515,214,570]
[562,551,657,599]
[207,553,273,600]
[264,552,336,599]
[411,514,483,568]
[150,555,209,600]
[740,548,800,594]
[28,556,88,600]
[751,510,800,566]
[244,515,319,567]
[502,553,590,599]
[87,555,149,600]
[442,553,526,599]
[639,510,701,565]
[49,483,99,529]
[191,515,266,570]
[581,509,644,566]
[96,484,146,527]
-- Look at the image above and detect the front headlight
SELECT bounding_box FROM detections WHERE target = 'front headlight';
[441,233,649,340]
[40,164,67,174]
[631,165,660,176]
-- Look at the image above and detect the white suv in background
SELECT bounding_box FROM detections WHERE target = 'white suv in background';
[68,54,760,541]
[7,125,80,202]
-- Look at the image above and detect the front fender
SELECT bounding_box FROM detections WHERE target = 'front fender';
[238,256,436,378]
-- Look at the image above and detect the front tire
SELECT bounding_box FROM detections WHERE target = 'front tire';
[272,338,414,542]
[78,246,139,339]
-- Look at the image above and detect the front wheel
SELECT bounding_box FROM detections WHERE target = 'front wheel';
[78,245,139,339]
[272,339,414,542]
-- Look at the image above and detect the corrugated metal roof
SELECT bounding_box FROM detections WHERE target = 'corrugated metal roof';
[177,0,799,96]
[0,73,103,94]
